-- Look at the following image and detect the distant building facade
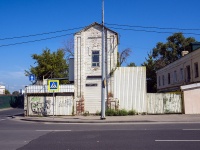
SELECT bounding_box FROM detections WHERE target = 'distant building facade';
[19,89,25,95]
[157,46,200,92]
[156,43,200,114]
[0,85,5,95]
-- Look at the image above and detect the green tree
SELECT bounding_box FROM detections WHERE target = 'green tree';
[25,48,68,83]
[12,91,19,96]
[152,32,196,69]
[143,32,196,93]
[127,62,136,67]
[5,89,10,95]
[142,52,157,93]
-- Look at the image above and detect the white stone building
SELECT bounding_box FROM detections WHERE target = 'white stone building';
[74,22,119,114]
[0,85,5,95]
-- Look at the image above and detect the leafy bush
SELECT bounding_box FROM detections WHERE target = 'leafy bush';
[105,109,116,116]
[99,109,137,116]
[128,110,137,115]
[9,96,24,108]
[117,109,128,116]
[83,111,89,116]
[106,109,130,116]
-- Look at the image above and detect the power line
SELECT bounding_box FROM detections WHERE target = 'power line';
[0,27,84,41]
[105,23,200,31]
[106,26,200,36]
[1,23,199,48]
[0,33,74,47]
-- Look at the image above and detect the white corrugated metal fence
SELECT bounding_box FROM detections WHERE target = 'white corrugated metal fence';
[113,67,147,113]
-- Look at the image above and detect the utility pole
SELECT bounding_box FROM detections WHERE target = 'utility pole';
[101,0,106,120]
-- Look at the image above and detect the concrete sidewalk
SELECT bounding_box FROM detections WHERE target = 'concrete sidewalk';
[0,107,13,111]
[14,114,200,123]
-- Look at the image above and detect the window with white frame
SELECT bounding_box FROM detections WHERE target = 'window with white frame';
[92,50,100,67]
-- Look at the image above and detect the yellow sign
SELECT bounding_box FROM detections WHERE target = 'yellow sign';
[48,80,59,92]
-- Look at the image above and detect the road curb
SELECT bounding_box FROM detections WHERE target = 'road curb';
[19,118,157,123]
[14,117,200,124]
[0,107,13,112]
[12,114,200,124]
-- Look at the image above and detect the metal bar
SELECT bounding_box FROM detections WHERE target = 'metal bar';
[53,91,54,119]
[101,0,106,119]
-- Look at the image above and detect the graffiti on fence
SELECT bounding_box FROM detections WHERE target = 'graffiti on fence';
[30,97,51,115]
[58,99,72,107]
[163,94,181,113]
[147,93,182,114]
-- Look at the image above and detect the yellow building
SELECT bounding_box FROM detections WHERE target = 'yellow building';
[157,45,200,92]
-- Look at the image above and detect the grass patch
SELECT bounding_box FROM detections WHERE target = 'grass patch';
[105,109,137,116]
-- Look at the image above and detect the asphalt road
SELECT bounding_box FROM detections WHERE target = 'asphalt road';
[0,108,23,119]
[1,108,200,150]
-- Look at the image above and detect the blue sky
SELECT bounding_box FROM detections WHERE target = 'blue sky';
[0,0,200,93]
